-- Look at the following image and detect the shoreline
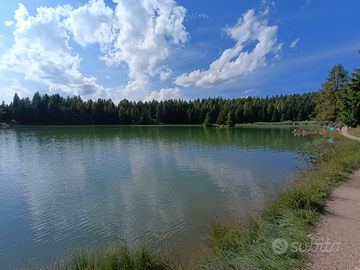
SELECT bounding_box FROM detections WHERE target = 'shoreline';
[11,127,360,270]
[305,128,360,269]
[196,128,360,269]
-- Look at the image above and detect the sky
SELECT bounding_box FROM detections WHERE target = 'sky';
[0,0,359,104]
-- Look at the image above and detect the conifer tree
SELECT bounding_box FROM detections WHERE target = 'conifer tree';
[337,67,360,127]
[0,106,3,122]
[203,112,212,127]
[316,64,348,121]
[226,110,236,127]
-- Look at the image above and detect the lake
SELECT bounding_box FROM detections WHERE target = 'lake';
[0,125,318,269]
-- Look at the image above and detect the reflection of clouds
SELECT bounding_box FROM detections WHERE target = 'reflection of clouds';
[119,141,188,244]
[0,127,302,269]
[170,146,265,216]
[12,134,88,234]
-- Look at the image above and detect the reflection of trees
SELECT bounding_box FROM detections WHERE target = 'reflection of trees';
[0,125,309,269]
[11,125,317,152]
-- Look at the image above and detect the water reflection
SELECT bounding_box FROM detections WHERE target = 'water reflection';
[0,125,317,269]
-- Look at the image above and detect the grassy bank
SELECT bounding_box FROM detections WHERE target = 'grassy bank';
[19,130,360,270]
[197,130,360,269]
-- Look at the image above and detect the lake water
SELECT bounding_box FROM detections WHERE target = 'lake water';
[0,125,318,269]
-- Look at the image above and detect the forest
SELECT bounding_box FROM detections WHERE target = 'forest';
[0,91,318,125]
[0,62,359,126]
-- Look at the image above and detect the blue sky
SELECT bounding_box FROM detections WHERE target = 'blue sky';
[0,0,359,104]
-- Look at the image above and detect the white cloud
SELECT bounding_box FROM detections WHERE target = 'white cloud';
[0,4,108,100]
[98,0,189,92]
[199,13,209,19]
[260,6,269,16]
[159,67,172,81]
[174,9,282,88]
[63,0,114,48]
[1,0,189,101]
[143,87,185,102]
[5,21,14,26]
[14,4,29,27]
[122,76,149,94]
[290,38,300,48]
[244,89,255,93]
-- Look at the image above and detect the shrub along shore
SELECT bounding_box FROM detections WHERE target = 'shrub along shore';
[19,129,360,270]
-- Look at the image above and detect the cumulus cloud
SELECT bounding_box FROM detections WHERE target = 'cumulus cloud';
[1,0,188,100]
[143,87,185,102]
[290,38,300,48]
[159,67,172,81]
[100,0,189,92]
[14,4,29,27]
[62,0,189,92]
[0,4,108,99]
[5,21,14,26]
[63,0,114,48]
[174,9,282,88]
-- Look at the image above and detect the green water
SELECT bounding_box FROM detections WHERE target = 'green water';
[0,125,318,269]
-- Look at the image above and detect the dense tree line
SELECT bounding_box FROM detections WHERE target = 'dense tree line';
[0,91,318,125]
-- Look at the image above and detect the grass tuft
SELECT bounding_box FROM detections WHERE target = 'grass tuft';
[32,242,180,270]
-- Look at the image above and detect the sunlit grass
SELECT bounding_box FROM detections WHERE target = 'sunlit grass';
[28,242,180,270]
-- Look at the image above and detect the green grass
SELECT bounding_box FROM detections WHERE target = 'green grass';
[19,130,360,270]
[195,130,360,270]
[25,242,180,270]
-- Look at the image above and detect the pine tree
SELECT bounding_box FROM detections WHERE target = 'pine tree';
[203,112,212,127]
[226,110,236,127]
[316,64,348,121]
[0,106,3,122]
[337,68,360,127]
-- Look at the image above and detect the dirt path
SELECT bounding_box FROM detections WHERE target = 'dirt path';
[305,129,360,270]
[341,128,360,142]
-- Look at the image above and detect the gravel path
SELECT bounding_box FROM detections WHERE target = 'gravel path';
[305,128,360,270]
